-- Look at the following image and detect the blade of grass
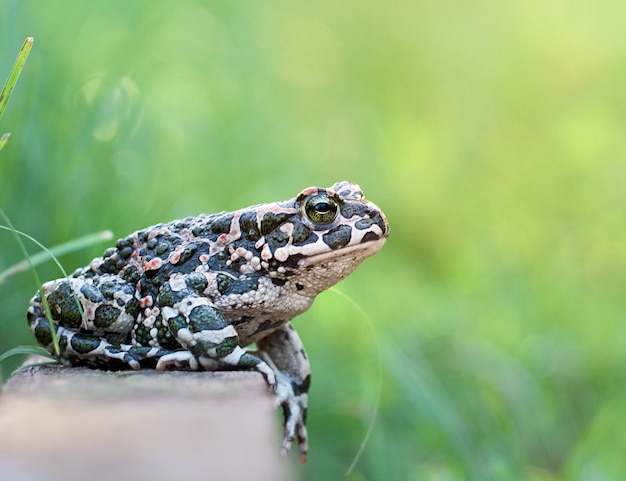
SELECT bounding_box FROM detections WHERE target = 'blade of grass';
[0,345,59,363]
[0,223,79,283]
[328,287,383,477]
[0,209,61,357]
[0,218,110,367]
[0,229,113,284]
[0,37,34,151]
[0,133,9,150]
[0,37,34,126]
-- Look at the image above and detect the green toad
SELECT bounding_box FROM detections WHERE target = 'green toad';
[27,181,389,461]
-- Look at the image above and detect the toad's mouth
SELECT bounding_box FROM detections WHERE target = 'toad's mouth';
[297,236,387,268]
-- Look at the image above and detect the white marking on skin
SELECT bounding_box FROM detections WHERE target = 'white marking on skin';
[171,297,218,319]
[150,327,158,338]
[274,247,289,262]
[169,276,187,291]
[177,327,195,345]
[148,347,161,356]
[298,186,318,197]
[42,281,55,296]
[279,222,294,235]
[261,244,272,260]
[144,257,163,271]
[239,262,257,275]
[156,351,197,371]
[161,306,178,320]
[139,296,152,308]
[89,258,103,271]
[113,289,133,303]
[147,227,168,240]
[84,305,96,321]
[143,316,155,327]
[194,326,236,345]
[168,246,185,264]
[221,346,247,365]
[229,211,243,238]
[216,233,229,246]
[107,307,139,334]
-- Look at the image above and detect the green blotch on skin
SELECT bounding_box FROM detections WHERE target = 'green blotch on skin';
[260,212,292,236]
[186,272,208,293]
[340,202,367,219]
[124,297,141,318]
[188,305,227,332]
[156,241,170,256]
[48,282,82,328]
[239,211,261,241]
[215,336,239,357]
[94,304,121,328]
[236,351,263,368]
[134,324,152,345]
[177,243,199,265]
[70,334,102,354]
[322,224,352,250]
[157,282,186,307]
[157,327,180,350]
[211,213,234,235]
[266,228,290,248]
[216,274,233,295]
[33,318,54,346]
[167,314,187,333]
[80,283,103,303]
[291,222,315,245]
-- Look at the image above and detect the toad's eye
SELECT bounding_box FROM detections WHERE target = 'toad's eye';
[303,193,339,225]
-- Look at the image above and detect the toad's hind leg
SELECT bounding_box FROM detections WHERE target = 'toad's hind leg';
[27,309,142,369]
[28,309,176,369]
[57,327,142,369]
[27,275,142,369]
[156,275,276,386]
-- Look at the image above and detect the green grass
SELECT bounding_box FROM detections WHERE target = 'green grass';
[2,1,626,479]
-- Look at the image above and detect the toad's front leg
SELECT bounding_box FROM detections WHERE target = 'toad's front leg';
[257,322,311,463]
[156,275,275,385]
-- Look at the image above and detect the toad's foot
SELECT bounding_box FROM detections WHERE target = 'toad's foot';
[154,346,276,388]
[274,370,309,463]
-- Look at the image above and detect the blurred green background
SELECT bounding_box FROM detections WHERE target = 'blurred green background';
[1,1,625,479]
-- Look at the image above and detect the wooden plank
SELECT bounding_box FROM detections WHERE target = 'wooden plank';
[0,357,293,481]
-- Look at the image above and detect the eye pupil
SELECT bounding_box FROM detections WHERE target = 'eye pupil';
[304,194,339,225]
[316,201,331,213]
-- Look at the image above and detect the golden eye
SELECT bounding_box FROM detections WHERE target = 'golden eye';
[304,193,339,225]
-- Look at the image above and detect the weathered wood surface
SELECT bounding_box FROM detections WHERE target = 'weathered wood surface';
[0,357,293,481]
